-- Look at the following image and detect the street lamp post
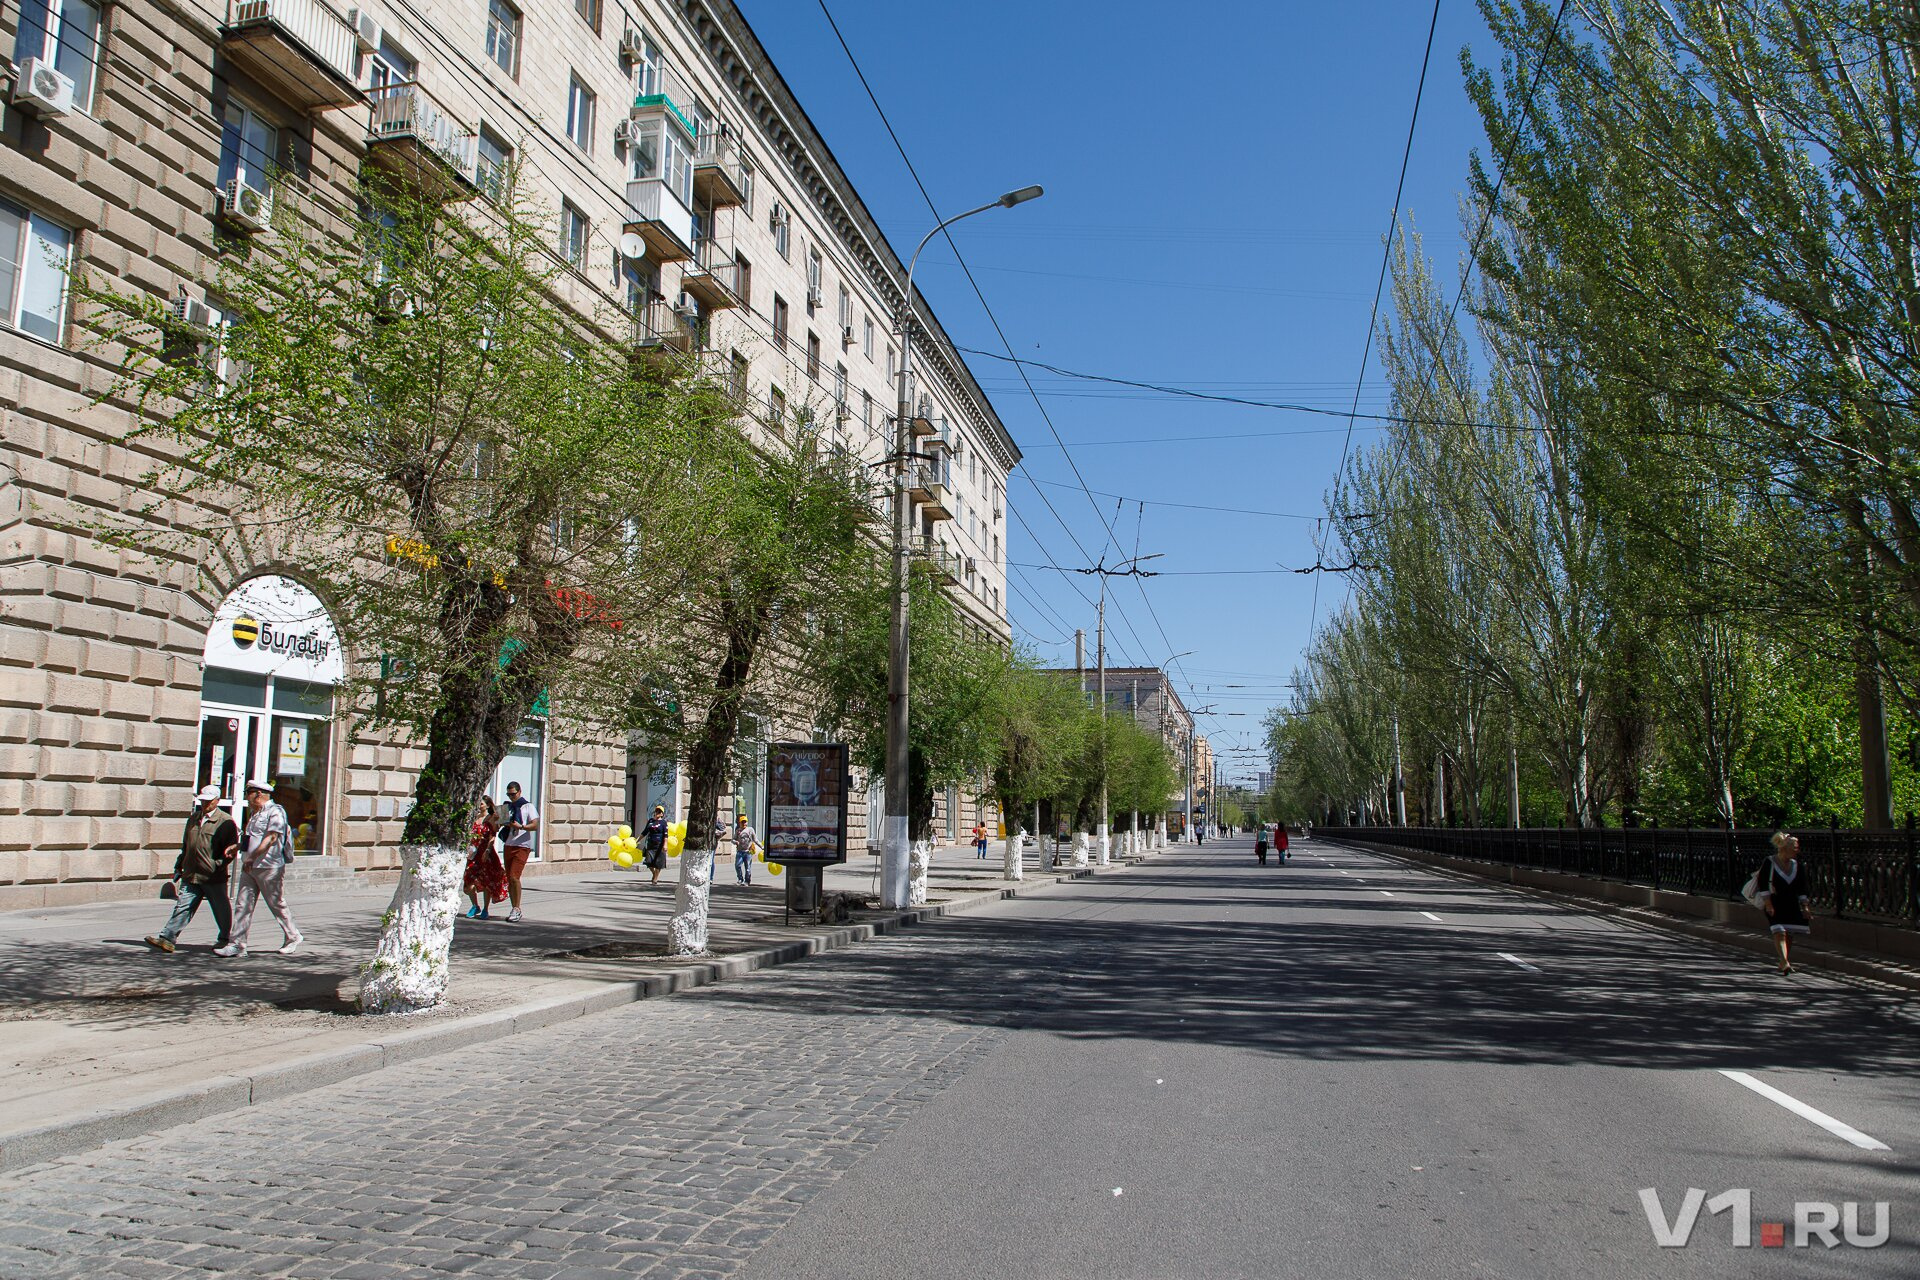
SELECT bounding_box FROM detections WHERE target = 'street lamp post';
[882,184,1043,910]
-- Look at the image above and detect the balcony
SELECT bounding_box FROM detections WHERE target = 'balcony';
[910,464,952,521]
[632,65,698,142]
[221,0,361,111]
[680,237,742,310]
[909,399,942,439]
[693,130,749,208]
[632,298,700,362]
[919,537,961,585]
[364,83,478,201]
[625,177,694,262]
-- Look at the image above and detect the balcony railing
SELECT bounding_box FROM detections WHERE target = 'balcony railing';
[632,298,700,356]
[919,538,962,584]
[633,64,697,140]
[222,0,360,110]
[680,236,742,310]
[910,464,952,520]
[693,130,749,207]
[365,83,478,199]
[625,177,694,261]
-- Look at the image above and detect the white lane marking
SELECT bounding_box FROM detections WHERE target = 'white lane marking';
[1719,1071,1890,1151]
[1380,890,1395,898]
[1497,952,1539,972]
[1338,870,1351,876]
[1420,911,1443,922]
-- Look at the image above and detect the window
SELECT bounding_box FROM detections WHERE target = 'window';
[368,35,415,90]
[861,390,872,430]
[217,97,278,190]
[0,201,74,344]
[837,284,850,330]
[887,345,896,386]
[566,76,594,153]
[624,256,659,312]
[633,31,663,97]
[729,351,749,401]
[863,315,874,360]
[202,297,251,390]
[626,117,692,207]
[834,363,847,415]
[13,0,101,112]
[574,0,599,33]
[476,127,512,202]
[740,158,755,216]
[806,331,819,382]
[806,246,822,311]
[734,252,751,309]
[769,385,786,431]
[771,295,788,350]
[486,0,520,77]
[561,202,589,269]
[770,201,790,259]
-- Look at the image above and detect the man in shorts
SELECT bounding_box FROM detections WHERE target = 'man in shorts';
[498,780,540,923]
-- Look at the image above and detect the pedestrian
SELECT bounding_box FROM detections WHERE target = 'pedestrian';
[641,804,669,885]
[1275,823,1290,865]
[1757,831,1813,975]
[972,822,989,859]
[145,785,239,953]
[733,813,757,885]
[497,780,539,923]
[463,796,507,919]
[217,779,302,957]
[1255,824,1269,866]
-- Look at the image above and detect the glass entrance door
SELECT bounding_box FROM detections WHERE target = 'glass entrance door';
[196,710,263,828]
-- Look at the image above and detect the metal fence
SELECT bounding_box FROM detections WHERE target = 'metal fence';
[1328,825,1920,927]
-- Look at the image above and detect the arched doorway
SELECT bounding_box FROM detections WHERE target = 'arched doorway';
[194,575,344,854]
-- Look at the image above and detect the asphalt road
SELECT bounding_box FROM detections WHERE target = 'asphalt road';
[3,836,1915,1278]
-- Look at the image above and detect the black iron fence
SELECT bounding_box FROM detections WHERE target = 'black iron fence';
[1329,825,1920,927]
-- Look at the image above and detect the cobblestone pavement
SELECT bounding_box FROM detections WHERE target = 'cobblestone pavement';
[0,917,1017,1280]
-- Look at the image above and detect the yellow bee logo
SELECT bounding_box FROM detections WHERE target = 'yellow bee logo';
[231,615,260,648]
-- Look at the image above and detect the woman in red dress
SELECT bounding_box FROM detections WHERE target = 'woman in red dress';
[463,796,509,919]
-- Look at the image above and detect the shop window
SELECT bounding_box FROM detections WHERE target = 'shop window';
[0,200,74,345]
[14,0,101,113]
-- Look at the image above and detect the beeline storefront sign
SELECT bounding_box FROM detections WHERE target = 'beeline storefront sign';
[206,575,345,684]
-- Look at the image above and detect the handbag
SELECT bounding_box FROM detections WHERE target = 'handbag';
[1740,866,1766,908]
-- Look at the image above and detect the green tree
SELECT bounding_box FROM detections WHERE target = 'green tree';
[81,177,713,1010]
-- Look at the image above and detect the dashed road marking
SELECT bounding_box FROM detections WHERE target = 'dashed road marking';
[1496,952,1539,971]
[1380,890,1395,898]
[1719,1071,1889,1151]
[1420,911,1443,922]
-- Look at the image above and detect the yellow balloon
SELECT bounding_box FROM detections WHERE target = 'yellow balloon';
[616,824,633,840]
[613,850,635,868]
[620,836,639,853]
[670,821,686,838]
[767,862,783,877]
[606,836,622,851]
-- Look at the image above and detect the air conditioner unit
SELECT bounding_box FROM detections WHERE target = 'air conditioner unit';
[840,325,855,348]
[347,8,382,54]
[171,295,218,333]
[619,28,649,65]
[966,557,977,575]
[806,285,822,310]
[217,179,274,234]
[612,118,639,149]
[12,57,75,118]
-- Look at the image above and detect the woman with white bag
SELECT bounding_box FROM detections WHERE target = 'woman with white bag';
[1745,831,1812,975]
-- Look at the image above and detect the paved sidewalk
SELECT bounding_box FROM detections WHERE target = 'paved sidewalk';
[0,837,1173,1170]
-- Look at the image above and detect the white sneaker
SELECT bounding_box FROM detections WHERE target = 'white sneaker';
[507,908,524,923]
[279,934,303,955]
[213,942,246,958]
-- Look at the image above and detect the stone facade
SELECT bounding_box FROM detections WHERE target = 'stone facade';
[0,0,1014,906]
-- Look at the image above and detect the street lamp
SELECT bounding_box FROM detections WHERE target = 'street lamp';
[882,184,1044,909]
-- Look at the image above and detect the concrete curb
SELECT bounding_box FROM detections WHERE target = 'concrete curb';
[1330,839,1920,996]
[0,852,1167,1175]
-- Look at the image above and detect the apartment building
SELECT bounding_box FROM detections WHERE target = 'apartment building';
[1043,665,1198,833]
[0,0,1017,906]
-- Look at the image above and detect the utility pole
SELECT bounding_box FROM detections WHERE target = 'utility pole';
[1392,716,1406,828]
[882,185,1043,909]
[1073,552,1160,864]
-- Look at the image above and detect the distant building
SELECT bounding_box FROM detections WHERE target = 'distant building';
[1043,665,1196,829]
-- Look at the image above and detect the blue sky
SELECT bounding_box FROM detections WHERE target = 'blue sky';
[737,1,1499,785]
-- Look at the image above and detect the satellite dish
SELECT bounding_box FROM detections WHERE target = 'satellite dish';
[618,233,648,262]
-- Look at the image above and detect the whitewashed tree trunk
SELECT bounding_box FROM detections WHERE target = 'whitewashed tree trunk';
[907,839,932,905]
[1002,833,1022,881]
[668,848,713,955]
[1096,831,1111,866]
[1072,832,1090,868]
[360,842,464,1014]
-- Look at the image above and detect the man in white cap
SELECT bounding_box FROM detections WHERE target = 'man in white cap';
[216,780,302,957]
[145,785,239,953]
